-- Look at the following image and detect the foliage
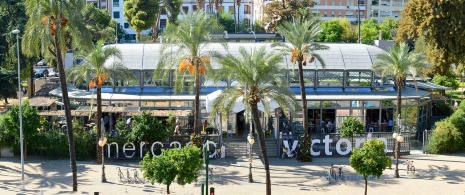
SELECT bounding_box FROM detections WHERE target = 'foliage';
[190,134,203,148]
[140,145,203,194]
[0,69,17,103]
[339,19,358,43]
[432,75,459,91]
[155,10,223,135]
[124,0,160,42]
[379,17,398,40]
[162,0,183,25]
[318,19,344,42]
[428,101,465,153]
[218,12,235,33]
[360,18,380,44]
[263,0,316,32]
[130,112,170,142]
[381,100,393,107]
[2,101,40,149]
[297,135,311,162]
[350,139,389,195]
[340,116,364,138]
[396,0,465,75]
[82,4,116,43]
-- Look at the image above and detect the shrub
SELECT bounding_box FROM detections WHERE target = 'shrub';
[340,116,364,138]
[428,119,464,153]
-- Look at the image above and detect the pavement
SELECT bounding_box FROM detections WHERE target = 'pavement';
[1,151,464,195]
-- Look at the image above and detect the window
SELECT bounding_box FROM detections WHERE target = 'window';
[229,6,234,14]
[113,0,119,7]
[161,8,166,15]
[331,11,334,17]
[113,11,120,18]
[324,11,327,17]
[244,5,250,14]
[193,5,197,11]
[124,23,129,28]
[182,6,188,14]
[160,19,167,28]
[217,6,224,12]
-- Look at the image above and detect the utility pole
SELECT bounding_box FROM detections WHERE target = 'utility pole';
[358,0,361,44]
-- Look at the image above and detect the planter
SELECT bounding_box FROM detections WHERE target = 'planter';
[1,147,14,158]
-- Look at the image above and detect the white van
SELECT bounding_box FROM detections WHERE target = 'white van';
[36,59,47,66]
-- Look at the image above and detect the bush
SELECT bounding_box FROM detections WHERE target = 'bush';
[339,116,364,138]
[428,119,464,153]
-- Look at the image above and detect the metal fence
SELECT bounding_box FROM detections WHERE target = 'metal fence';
[422,130,434,154]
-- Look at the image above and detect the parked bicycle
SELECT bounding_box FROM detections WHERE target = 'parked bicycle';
[133,169,144,184]
[325,164,337,183]
[126,168,133,183]
[406,160,415,174]
[117,167,126,183]
[337,164,344,180]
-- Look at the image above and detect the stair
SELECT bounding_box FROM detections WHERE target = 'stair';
[223,137,278,159]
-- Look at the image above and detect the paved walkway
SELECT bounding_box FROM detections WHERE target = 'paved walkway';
[1,152,464,195]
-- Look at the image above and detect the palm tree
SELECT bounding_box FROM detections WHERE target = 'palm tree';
[209,46,296,195]
[274,17,326,162]
[67,40,133,164]
[154,11,223,135]
[22,0,92,191]
[373,42,428,178]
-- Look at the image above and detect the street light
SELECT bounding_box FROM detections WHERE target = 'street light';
[392,115,403,178]
[11,29,25,191]
[98,135,107,182]
[247,135,255,183]
[357,0,361,44]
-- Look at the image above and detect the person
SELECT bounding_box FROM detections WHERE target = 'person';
[110,129,117,137]
[174,122,181,135]
[126,116,132,128]
[454,101,458,110]
[203,119,209,127]
[387,118,393,132]
[327,120,333,133]
[103,114,110,133]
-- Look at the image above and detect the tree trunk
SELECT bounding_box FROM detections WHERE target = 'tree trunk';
[298,59,311,161]
[167,183,170,194]
[136,32,141,43]
[152,12,160,42]
[251,103,271,195]
[54,34,78,191]
[28,62,34,98]
[364,178,368,195]
[96,87,102,164]
[234,3,237,32]
[194,60,200,135]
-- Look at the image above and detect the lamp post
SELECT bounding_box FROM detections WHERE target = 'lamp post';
[98,135,107,182]
[357,0,361,44]
[247,135,254,183]
[11,29,25,191]
[392,115,403,178]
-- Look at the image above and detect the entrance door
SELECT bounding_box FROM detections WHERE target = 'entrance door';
[236,111,245,136]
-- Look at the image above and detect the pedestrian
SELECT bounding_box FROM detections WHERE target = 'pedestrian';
[387,118,393,132]
[454,101,458,110]
[174,122,181,135]
[126,116,132,128]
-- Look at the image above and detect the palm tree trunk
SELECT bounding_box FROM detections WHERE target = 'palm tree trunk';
[395,77,402,178]
[194,61,200,135]
[54,35,78,191]
[96,87,102,164]
[251,103,271,195]
[152,13,160,42]
[298,60,311,161]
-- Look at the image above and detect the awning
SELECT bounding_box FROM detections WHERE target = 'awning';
[406,81,450,90]
[205,90,279,113]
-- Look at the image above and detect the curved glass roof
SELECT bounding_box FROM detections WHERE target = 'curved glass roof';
[104,43,387,71]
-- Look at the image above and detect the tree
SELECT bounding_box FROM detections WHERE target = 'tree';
[2,100,40,159]
[22,0,92,191]
[154,11,223,135]
[372,42,428,177]
[263,0,316,32]
[350,139,389,195]
[396,0,465,75]
[318,19,344,42]
[209,46,296,195]
[339,18,358,43]
[275,17,327,162]
[339,116,364,138]
[379,16,398,40]
[218,12,235,33]
[151,0,183,42]
[124,0,159,42]
[67,39,133,163]
[360,18,379,44]
[0,69,17,104]
[141,145,203,194]
[129,112,171,143]
[82,4,116,43]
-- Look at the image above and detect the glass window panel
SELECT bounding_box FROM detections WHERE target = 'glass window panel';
[288,70,315,87]
[318,70,343,87]
[307,101,320,107]
[337,101,350,107]
[364,101,380,107]
[351,101,363,107]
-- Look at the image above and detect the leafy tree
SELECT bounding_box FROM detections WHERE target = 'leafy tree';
[163,0,183,25]
[373,43,428,177]
[263,0,316,32]
[124,0,160,42]
[141,145,203,194]
[396,0,465,75]
[379,16,398,40]
[154,11,223,135]
[339,18,358,43]
[432,74,459,91]
[275,17,327,162]
[350,139,389,195]
[209,46,296,195]
[130,112,170,142]
[318,19,344,42]
[2,100,40,159]
[0,69,17,104]
[22,0,92,190]
[340,116,364,138]
[67,39,133,163]
[360,18,379,44]
[218,12,235,33]
[82,4,116,43]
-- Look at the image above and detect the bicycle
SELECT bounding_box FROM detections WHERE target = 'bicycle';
[406,160,415,174]
[133,169,144,184]
[214,147,222,160]
[117,167,127,183]
[325,164,337,183]
[337,165,344,180]
[126,168,133,183]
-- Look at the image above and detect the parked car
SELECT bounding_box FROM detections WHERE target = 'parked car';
[48,69,59,77]
[36,59,47,66]
[35,69,49,78]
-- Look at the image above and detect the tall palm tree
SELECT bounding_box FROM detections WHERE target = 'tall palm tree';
[154,11,224,135]
[22,0,92,191]
[274,17,326,162]
[67,40,133,164]
[209,46,296,195]
[373,42,428,178]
